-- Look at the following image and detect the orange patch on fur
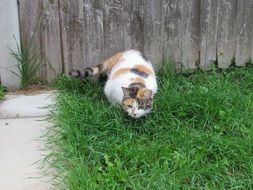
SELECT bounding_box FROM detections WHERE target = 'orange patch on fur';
[136,88,152,98]
[123,98,134,106]
[136,89,145,98]
[103,52,123,72]
[112,68,130,79]
[133,64,154,76]
[130,77,145,84]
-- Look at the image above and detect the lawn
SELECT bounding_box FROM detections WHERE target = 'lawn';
[45,63,253,190]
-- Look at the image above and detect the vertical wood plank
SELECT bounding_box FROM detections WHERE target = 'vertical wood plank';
[143,0,163,65]
[162,0,183,64]
[180,0,200,71]
[217,0,237,68]
[251,11,253,64]
[19,0,46,80]
[102,0,124,60]
[122,0,132,50]
[199,0,219,70]
[59,0,86,73]
[82,0,104,67]
[122,0,145,51]
[42,0,63,81]
[19,0,42,49]
[235,0,253,66]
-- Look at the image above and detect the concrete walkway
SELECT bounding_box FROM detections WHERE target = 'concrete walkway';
[0,91,56,190]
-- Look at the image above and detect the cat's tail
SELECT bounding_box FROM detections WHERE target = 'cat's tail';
[69,52,123,79]
[69,65,101,79]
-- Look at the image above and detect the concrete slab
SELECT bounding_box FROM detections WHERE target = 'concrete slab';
[0,118,52,190]
[0,91,56,119]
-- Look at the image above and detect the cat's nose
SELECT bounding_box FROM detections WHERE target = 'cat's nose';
[133,113,137,117]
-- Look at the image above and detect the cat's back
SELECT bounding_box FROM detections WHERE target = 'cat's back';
[111,49,153,72]
[104,49,157,104]
[108,49,155,81]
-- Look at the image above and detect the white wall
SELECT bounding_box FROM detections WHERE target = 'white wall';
[0,0,21,90]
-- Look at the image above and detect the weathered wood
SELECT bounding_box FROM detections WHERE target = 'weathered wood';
[19,0,46,80]
[199,0,219,70]
[121,0,132,50]
[59,0,86,73]
[42,0,63,81]
[19,0,42,49]
[102,0,124,60]
[180,0,200,71]
[122,0,145,51]
[82,0,104,67]
[143,0,163,65]
[162,0,201,71]
[0,0,21,90]
[217,0,237,68]
[14,0,253,85]
[235,0,253,66]
[162,0,183,65]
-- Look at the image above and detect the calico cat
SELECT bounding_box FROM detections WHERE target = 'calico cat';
[69,49,157,118]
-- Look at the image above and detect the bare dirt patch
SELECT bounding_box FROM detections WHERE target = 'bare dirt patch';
[7,84,54,95]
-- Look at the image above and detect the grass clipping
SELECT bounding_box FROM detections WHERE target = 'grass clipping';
[45,64,253,189]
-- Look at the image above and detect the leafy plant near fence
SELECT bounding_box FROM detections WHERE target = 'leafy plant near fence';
[45,63,253,189]
[9,35,45,88]
[0,85,4,99]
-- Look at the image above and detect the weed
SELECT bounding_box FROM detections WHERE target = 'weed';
[0,84,4,99]
[8,35,45,88]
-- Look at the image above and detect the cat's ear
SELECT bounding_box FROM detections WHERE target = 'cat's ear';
[121,87,131,97]
[137,88,153,98]
[143,89,153,98]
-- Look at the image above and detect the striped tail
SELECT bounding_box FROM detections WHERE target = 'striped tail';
[69,65,100,79]
[69,52,123,80]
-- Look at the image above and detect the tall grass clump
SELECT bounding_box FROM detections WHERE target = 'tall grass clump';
[0,84,4,99]
[9,35,45,88]
[44,62,253,190]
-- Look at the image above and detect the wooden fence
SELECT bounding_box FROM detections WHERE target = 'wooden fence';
[7,0,253,83]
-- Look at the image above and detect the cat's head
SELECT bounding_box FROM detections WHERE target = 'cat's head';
[121,87,153,118]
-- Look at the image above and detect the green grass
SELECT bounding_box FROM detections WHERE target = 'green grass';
[0,85,4,99]
[45,64,253,190]
[9,35,45,88]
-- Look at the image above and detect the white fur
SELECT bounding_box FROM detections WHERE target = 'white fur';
[104,49,157,118]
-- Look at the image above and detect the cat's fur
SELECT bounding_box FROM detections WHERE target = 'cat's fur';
[69,49,157,118]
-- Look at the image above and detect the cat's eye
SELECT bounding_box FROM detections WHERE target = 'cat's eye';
[127,105,132,108]
[139,105,145,109]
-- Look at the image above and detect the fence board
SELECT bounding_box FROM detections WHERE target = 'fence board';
[199,0,219,70]
[102,0,124,60]
[235,0,253,66]
[42,0,62,80]
[143,0,163,65]
[180,0,200,71]
[217,0,237,68]
[122,0,145,51]
[162,0,183,66]
[19,0,46,80]
[82,0,104,67]
[59,0,86,73]
[14,0,253,85]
